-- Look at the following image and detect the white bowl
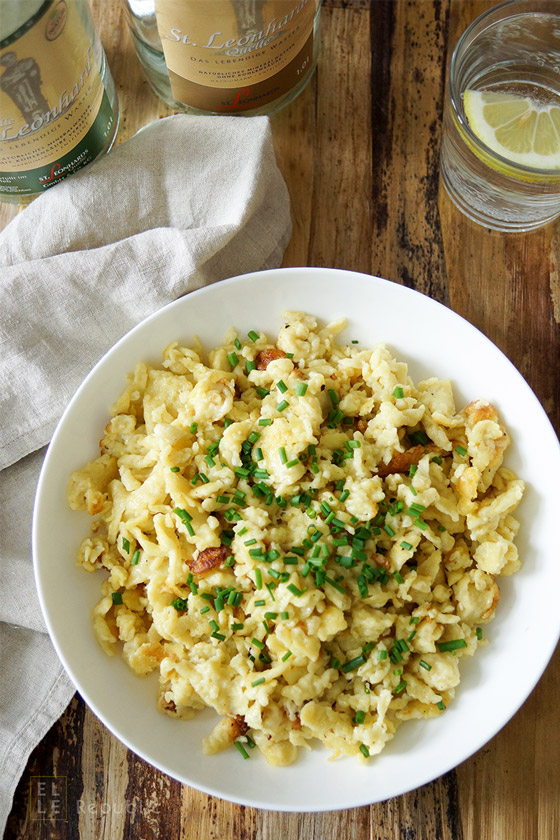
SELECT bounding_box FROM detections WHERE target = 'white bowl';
[33,267,560,811]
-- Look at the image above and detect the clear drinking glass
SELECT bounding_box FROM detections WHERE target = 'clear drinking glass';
[440,0,560,232]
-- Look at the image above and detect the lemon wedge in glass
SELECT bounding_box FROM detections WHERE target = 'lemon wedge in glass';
[463,89,560,170]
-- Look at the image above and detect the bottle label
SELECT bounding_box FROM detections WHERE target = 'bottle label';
[154,0,317,112]
[0,0,117,196]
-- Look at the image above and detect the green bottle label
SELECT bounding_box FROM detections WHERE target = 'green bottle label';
[0,0,116,196]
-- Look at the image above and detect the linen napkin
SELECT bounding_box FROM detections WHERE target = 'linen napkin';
[0,113,291,833]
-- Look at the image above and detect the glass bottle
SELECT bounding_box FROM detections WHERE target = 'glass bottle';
[123,0,321,115]
[0,0,120,203]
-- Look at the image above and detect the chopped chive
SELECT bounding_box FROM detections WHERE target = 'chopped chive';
[234,740,250,760]
[279,446,288,464]
[190,422,198,434]
[327,389,339,405]
[256,387,270,398]
[200,605,210,615]
[251,638,265,650]
[432,455,443,465]
[342,654,366,673]
[400,541,413,551]
[131,550,140,565]
[254,569,262,589]
[280,610,289,620]
[285,458,299,468]
[415,518,428,531]
[232,622,244,630]
[409,464,417,478]
[437,700,445,710]
[254,599,266,607]
[393,570,404,584]
[281,650,292,661]
[394,680,407,694]
[295,382,308,396]
[227,352,239,368]
[287,583,306,597]
[111,592,123,605]
[384,524,395,538]
[245,360,256,374]
[353,710,366,725]
[122,537,130,553]
[359,744,370,758]
[171,597,188,611]
[393,386,404,399]
[437,639,468,652]
[409,430,429,446]
[248,330,259,342]
[378,649,388,661]
[276,379,288,393]
[170,466,180,473]
[276,399,289,412]
[455,444,468,457]
[255,447,264,461]
[258,418,272,426]
[409,616,420,624]
[216,494,230,504]
[251,677,265,687]
[419,659,432,671]
[234,337,242,350]
[476,626,483,640]
[205,454,215,467]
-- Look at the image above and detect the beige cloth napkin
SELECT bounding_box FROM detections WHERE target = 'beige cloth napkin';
[0,113,291,833]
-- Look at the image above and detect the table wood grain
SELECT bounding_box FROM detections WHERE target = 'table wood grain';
[3,1,559,838]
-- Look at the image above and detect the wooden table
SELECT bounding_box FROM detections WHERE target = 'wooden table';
[3,1,559,837]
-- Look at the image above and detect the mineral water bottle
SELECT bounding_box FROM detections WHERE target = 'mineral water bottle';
[123,0,321,115]
[0,0,119,203]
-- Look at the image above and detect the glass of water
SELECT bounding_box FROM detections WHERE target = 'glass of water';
[440,0,560,232]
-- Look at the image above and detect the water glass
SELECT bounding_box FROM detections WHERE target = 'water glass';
[440,0,560,232]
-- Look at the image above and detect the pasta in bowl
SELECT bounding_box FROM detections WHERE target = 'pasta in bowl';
[67,310,524,766]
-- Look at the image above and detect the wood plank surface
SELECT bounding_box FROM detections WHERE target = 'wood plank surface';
[3,1,559,838]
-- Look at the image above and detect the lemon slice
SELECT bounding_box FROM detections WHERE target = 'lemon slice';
[463,89,560,170]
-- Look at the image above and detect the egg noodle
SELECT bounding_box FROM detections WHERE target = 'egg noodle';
[68,311,524,764]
